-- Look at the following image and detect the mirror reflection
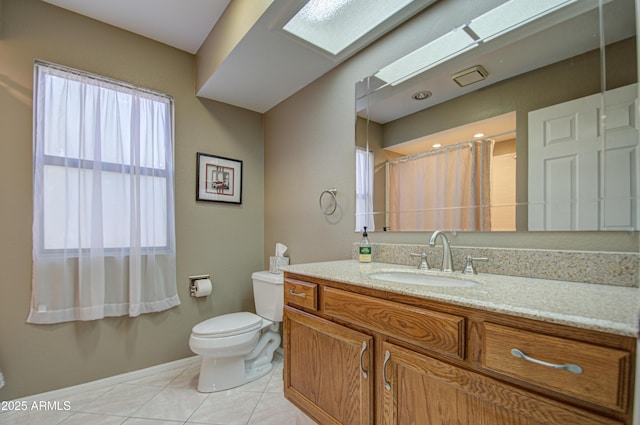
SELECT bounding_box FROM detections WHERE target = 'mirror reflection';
[355,0,638,232]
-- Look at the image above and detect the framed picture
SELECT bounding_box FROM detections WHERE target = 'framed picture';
[196,153,243,204]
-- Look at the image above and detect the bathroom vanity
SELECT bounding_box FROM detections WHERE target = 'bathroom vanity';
[282,260,639,425]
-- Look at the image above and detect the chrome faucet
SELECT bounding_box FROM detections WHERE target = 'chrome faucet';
[429,230,453,272]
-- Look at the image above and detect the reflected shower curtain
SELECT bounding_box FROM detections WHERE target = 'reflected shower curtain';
[387,140,494,231]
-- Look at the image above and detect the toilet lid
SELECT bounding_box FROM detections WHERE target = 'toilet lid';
[192,312,263,338]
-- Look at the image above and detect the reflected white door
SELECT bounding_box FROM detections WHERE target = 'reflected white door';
[528,83,638,231]
[599,84,640,230]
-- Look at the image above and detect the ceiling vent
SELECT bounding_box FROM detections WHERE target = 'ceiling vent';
[451,65,489,87]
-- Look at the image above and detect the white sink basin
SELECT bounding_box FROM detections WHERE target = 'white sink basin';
[368,271,476,287]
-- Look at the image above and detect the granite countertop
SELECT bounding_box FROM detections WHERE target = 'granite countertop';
[282,260,640,338]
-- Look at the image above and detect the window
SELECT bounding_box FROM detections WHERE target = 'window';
[355,146,375,232]
[28,61,180,324]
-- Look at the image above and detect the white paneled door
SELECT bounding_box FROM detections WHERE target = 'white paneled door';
[528,83,639,231]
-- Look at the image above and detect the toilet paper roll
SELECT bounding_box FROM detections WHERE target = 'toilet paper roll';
[193,278,212,297]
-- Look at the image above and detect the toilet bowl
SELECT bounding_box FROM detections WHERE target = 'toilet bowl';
[189,271,283,392]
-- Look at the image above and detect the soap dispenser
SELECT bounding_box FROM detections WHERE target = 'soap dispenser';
[359,226,372,263]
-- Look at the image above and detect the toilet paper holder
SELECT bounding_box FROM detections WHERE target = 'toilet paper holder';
[189,274,211,297]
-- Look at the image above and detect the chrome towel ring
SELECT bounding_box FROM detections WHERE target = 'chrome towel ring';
[319,188,337,215]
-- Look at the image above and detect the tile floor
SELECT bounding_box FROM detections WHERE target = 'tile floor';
[0,354,317,425]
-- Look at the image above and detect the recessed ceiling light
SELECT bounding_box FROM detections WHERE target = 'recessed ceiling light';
[474,133,485,138]
[283,0,416,56]
[412,90,432,101]
[432,143,442,148]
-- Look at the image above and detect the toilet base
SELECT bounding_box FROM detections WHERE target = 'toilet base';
[196,356,274,392]
[196,327,281,393]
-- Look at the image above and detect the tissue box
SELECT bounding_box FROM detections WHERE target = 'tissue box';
[269,256,289,274]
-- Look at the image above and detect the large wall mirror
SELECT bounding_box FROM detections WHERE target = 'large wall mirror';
[355,0,638,233]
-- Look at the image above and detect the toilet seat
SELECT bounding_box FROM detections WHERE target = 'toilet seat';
[192,312,263,338]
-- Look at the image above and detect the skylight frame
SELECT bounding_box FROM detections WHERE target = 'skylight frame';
[373,0,577,86]
[375,25,478,86]
[281,0,427,58]
[467,0,576,42]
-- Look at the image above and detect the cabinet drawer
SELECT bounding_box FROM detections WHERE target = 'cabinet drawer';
[482,322,631,411]
[323,287,465,359]
[284,279,317,310]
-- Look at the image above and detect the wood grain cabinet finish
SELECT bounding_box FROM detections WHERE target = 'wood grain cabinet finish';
[323,286,465,359]
[284,279,318,310]
[382,342,623,425]
[282,273,636,425]
[283,306,373,425]
[482,322,632,412]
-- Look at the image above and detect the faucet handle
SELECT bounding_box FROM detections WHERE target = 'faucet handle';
[410,252,430,270]
[462,256,489,275]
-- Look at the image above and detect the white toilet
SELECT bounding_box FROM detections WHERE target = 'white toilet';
[189,271,284,393]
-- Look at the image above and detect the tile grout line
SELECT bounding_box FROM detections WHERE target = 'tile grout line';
[4,353,308,425]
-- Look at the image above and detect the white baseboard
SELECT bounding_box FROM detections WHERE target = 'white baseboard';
[13,355,200,403]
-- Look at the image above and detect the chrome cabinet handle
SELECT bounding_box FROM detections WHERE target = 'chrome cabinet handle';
[288,289,306,298]
[359,341,368,379]
[383,350,391,391]
[511,348,583,374]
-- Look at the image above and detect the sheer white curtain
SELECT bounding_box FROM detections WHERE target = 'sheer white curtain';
[28,61,180,324]
[387,140,494,231]
[355,147,375,232]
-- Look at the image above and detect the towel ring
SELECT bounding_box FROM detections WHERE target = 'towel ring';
[319,188,337,215]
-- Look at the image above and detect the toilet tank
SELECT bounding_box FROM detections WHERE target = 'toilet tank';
[251,271,284,322]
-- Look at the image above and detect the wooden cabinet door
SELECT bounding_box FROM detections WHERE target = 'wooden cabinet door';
[381,342,623,425]
[283,306,373,425]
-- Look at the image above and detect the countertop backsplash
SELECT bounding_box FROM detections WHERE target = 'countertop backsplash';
[351,243,639,288]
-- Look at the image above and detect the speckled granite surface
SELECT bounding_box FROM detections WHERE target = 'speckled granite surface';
[351,243,639,287]
[282,260,640,337]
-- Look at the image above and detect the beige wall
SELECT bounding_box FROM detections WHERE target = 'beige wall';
[264,0,639,263]
[1,0,638,402]
[196,0,273,92]
[0,0,264,400]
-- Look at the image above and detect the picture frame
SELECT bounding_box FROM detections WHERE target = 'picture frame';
[196,152,243,204]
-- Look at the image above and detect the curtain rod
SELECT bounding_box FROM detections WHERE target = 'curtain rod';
[34,59,174,101]
[386,129,515,165]
[386,139,491,165]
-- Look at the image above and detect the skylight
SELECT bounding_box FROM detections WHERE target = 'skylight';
[283,0,416,56]
[375,26,477,86]
[374,0,576,86]
[468,0,576,41]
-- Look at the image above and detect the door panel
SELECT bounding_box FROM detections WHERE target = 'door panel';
[284,306,373,425]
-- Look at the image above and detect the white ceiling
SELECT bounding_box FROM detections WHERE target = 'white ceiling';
[360,0,633,124]
[385,112,517,155]
[40,0,432,113]
[41,0,230,54]
[38,0,634,118]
